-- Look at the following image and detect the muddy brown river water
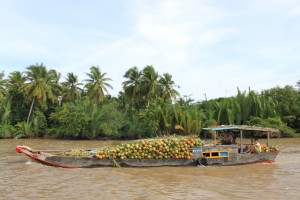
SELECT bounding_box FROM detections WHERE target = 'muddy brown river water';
[1,138,300,200]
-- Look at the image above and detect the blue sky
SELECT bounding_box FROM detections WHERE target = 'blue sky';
[1,0,299,101]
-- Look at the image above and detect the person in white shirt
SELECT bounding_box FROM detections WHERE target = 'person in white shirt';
[245,138,261,154]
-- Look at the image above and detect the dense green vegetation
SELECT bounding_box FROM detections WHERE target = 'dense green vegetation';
[0,63,299,139]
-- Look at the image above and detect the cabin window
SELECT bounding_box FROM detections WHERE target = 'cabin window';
[202,151,229,158]
[203,152,210,157]
[211,152,219,157]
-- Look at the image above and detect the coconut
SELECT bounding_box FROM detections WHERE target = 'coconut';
[95,136,202,160]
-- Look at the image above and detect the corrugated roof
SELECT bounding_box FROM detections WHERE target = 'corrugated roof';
[202,125,279,133]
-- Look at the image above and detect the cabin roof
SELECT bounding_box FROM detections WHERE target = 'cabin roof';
[202,125,279,133]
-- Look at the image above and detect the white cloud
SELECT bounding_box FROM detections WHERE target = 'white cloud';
[134,0,232,46]
[0,0,299,101]
[250,0,300,17]
[63,0,235,96]
[60,0,299,100]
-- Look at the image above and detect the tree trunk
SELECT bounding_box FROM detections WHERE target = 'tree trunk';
[27,97,35,123]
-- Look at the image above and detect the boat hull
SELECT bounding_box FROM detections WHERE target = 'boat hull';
[46,156,198,168]
[16,145,279,168]
[205,151,279,166]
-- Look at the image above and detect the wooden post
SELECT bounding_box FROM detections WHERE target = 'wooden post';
[267,131,270,147]
[240,130,243,153]
[213,131,217,144]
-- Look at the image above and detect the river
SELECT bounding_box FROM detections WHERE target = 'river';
[0,138,299,200]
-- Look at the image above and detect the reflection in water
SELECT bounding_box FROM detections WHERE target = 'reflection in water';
[0,138,300,200]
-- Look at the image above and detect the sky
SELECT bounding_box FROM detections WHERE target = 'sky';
[1,0,300,101]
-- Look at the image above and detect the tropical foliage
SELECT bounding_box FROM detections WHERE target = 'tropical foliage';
[0,63,299,139]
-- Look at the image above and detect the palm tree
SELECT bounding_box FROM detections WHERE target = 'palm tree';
[23,63,56,123]
[0,72,7,101]
[7,71,27,123]
[0,96,11,125]
[7,71,27,94]
[158,73,180,102]
[48,69,62,98]
[141,65,159,104]
[159,101,174,134]
[248,89,262,117]
[174,103,204,134]
[260,92,277,118]
[84,66,113,103]
[235,87,262,124]
[62,72,83,101]
[122,67,142,109]
[216,98,235,125]
[235,88,248,124]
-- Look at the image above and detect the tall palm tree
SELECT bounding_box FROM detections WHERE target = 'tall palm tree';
[158,73,180,102]
[141,65,159,104]
[122,67,142,109]
[7,71,27,94]
[23,63,56,123]
[62,72,83,101]
[84,66,113,103]
[0,72,7,101]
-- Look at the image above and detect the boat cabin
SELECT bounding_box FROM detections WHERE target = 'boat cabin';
[198,125,280,165]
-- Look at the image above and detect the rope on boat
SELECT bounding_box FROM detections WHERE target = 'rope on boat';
[107,150,121,168]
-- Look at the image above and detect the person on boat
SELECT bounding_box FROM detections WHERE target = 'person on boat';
[242,145,249,153]
[221,132,234,145]
[238,145,249,153]
[245,139,261,154]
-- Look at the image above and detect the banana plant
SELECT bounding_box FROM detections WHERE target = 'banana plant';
[260,93,277,118]
[173,103,204,134]
[15,121,32,139]
[0,72,7,102]
[82,99,102,139]
[217,98,234,125]
[159,102,174,134]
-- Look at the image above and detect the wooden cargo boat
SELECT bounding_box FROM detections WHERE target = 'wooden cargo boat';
[16,125,280,168]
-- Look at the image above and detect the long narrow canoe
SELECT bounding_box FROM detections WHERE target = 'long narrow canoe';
[16,145,279,168]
